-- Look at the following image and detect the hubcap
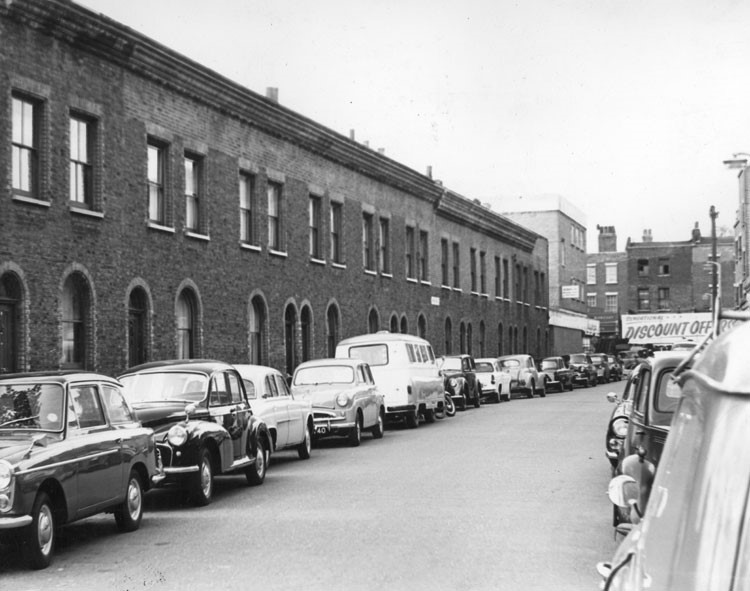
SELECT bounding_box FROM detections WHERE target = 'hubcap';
[37,504,53,555]
[305,427,312,452]
[256,445,266,477]
[127,478,142,521]
[200,459,212,497]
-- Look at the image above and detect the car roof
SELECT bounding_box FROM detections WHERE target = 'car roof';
[474,358,498,364]
[337,332,431,346]
[0,371,120,385]
[119,359,234,376]
[497,354,531,360]
[686,321,750,394]
[295,358,365,370]
[233,364,283,380]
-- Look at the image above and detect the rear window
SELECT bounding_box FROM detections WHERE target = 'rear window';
[541,360,558,370]
[475,362,494,372]
[500,359,520,368]
[652,369,681,425]
[294,365,355,385]
[570,354,587,364]
[348,344,389,367]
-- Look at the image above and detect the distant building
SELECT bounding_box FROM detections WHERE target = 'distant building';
[498,195,596,354]
[586,226,627,352]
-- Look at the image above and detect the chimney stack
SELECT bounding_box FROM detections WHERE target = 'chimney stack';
[426,165,433,179]
[349,129,356,141]
[691,221,701,242]
[642,229,653,243]
[266,87,279,103]
[596,225,617,252]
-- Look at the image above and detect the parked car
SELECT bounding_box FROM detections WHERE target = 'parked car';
[589,353,612,383]
[290,358,385,446]
[0,371,164,569]
[438,354,481,409]
[118,360,271,506]
[335,332,443,427]
[474,358,512,402]
[567,353,597,387]
[598,320,750,591]
[610,350,691,526]
[604,371,637,470]
[605,355,623,381]
[497,354,545,398]
[538,356,574,392]
[234,364,314,461]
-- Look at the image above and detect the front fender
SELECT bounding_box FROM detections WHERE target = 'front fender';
[619,453,656,514]
[248,416,271,461]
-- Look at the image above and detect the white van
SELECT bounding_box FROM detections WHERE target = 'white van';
[335,332,443,428]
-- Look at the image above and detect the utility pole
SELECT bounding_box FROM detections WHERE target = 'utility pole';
[710,205,718,316]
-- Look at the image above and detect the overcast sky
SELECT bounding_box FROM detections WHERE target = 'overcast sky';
[79,0,750,250]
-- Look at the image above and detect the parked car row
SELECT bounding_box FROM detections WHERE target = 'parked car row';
[597,312,750,590]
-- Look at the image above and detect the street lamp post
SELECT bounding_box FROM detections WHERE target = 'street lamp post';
[710,205,718,317]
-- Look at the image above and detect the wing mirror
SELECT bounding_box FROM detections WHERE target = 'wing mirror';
[184,403,197,421]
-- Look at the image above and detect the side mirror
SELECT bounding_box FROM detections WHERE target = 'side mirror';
[184,403,197,420]
[607,474,638,508]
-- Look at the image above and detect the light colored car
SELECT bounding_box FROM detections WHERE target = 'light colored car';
[291,358,385,447]
[234,364,314,461]
[474,358,512,402]
[497,354,545,398]
[335,332,443,427]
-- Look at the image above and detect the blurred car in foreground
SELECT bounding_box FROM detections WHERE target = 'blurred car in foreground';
[0,372,163,569]
[119,360,271,506]
[539,357,574,392]
[598,319,750,591]
[474,358,512,402]
[291,358,385,446]
[234,364,314,461]
[497,354,545,398]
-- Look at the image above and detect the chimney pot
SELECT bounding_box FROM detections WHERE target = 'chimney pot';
[266,87,279,103]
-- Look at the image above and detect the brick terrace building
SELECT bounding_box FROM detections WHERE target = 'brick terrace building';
[586,225,627,351]
[0,0,549,376]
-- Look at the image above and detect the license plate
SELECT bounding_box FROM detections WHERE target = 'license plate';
[315,426,329,435]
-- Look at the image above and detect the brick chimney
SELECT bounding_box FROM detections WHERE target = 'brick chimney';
[597,225,617,252]
[691,221,701,242]
[642,229,653,243]
[265,87,279,103]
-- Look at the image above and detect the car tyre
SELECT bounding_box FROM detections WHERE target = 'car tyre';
[348,413,363,446]
[246,437,268,486]
[190,448,214,506]
[22,491,55,570]
[445,395,457,417]
[473,385,481,408]
[297,421,312,459]
[115,470,143,532]
[423,407,436,423]
[406,407,420,427]
[371,409,385,438]
[527,381,535,398]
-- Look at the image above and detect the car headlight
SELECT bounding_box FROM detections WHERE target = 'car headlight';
[611,417,629,438]
[448,378,458,388]
[167,424,188,447]
[0,460,12,490]
[336,392,350,407]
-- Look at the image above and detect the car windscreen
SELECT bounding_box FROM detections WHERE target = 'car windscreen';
[475,362,494,373]
[541,360,558,370]
[590,355,604,363]
[441,357,462,371]
[569,354,587,364]
[348,344,389,367]
[120,372,208,403]
[294,365,355,386]
[0,383,65,431]
[500,359,520,368]
[652,369,681,426]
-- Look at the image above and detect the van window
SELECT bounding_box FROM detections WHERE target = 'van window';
[419,345,430,363]
[406,343,416,363]
[426,346,436,362]
[349,344,389,366]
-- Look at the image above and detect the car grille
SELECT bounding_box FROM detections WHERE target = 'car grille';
[156,442,173,467]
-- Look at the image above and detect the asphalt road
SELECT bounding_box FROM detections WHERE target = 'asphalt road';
[0,381,625,591]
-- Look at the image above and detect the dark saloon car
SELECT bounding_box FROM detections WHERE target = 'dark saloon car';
[539,357,574,392]
[119,360,271,506]
[589,353,612,383]
[0,372,163,569]
[605,354,623,381]
[438,354,481,409]
[598,320,750,591]
[604,371,637,470]
[611,350,690,526]
[567,353,597,387]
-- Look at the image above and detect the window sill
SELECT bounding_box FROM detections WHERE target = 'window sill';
[382,273,393,279]
[13,194,50,208]
[240,243,261,252]
[364,269,377,276]
[185,231,210,241]
[148,221,176,234]
[420,280,432,287]
[310,257,326,266]
[441,284,452,291]
[470,291,480,297]
[332,262,347,270]
[480,293,489,299]
[452,287,463,293]
[407,277,419,284]
[269,249,288,258]
[70,205,104,219]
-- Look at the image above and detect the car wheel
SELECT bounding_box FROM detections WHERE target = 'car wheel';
[528,381,535,398]
[495,388,501,403]
[445,395,457,417]
[348,413,363,446]
[473,385,481,408]
[22,491,55,570]
[246,437,268,486]
[115,470,143,532]
[190,448,214,506]
[423,407,436,423]
[371,409,385,438]
[297,421,312,459]
[406,408,420,428]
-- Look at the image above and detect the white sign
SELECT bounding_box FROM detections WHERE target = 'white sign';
[561,285,580,299]
[431,296,440,306]
[621,313,740,344]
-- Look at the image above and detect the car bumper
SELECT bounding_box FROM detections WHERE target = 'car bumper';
[0,514,33,530]
[313,415,355,436]
[384,404,417,418]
